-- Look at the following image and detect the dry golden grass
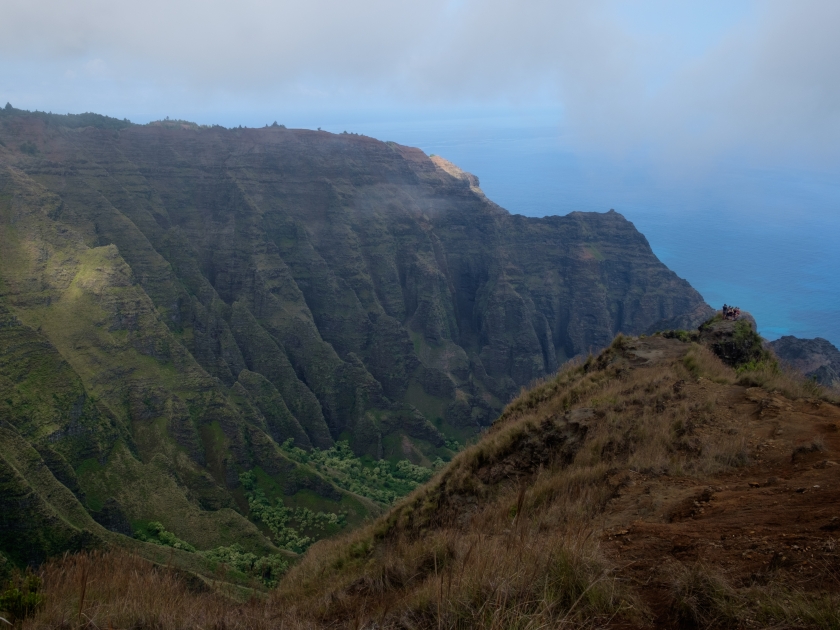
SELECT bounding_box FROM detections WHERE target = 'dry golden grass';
[681,342,737,384]
[667,561,840,629]
[266,335,760,627]
[273,525,638,629]
[15,334,840,629]
[738,361,838,402]
[18,550,291,630]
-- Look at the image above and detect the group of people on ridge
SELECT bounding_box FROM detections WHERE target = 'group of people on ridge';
[722,304,741,320]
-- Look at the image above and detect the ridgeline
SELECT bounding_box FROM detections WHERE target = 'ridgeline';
[4,314,839,628]
[1,106,711,579]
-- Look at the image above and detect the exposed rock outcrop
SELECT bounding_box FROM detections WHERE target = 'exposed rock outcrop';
[770,336,840,387]
[697,311,767,367]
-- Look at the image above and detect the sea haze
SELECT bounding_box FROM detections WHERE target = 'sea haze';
[301,110,839,348]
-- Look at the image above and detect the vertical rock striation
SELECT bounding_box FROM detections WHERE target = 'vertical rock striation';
[0,108,710,560]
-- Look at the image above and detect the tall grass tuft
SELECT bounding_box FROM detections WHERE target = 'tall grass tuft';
[273,525,641,628]
[738,362,836,401]
[19,551,287,630]
[667,562,840,629]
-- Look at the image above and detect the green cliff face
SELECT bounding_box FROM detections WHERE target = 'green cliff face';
[0,107,711,566]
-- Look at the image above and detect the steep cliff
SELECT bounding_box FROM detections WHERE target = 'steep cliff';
[770,336,840,388]
[0,106,710,563]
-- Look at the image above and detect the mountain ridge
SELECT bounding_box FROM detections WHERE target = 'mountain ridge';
[9,321,840,628]
[0,105,711,567]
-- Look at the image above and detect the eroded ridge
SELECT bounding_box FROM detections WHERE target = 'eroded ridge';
[11,334,840,628]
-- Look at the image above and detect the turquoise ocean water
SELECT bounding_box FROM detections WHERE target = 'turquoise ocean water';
[310,112,840,347]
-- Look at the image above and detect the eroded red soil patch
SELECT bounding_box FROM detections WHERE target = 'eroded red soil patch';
[602,379,840,625]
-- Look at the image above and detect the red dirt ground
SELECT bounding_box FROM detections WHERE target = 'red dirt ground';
[601,377,840,626]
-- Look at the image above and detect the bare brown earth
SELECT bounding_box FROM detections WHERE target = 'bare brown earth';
[599,341,840,627]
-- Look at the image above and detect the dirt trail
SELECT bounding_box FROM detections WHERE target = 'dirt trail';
[600,362,840,625]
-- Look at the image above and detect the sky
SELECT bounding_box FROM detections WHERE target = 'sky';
[2,0,839,344]
[3,0,839,165]
[0,0,840,167]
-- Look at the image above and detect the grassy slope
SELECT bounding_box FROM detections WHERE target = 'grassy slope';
[0,158,376,569]
[13,333,840,628]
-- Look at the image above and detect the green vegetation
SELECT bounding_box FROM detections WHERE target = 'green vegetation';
[0,106,712,582]
[732,319,776,368]
[134,521,288,587]
[240,470,346,553]
[279,439,439,505]
[0,570,42,623]
[444,437,463,452]
[585,243,605,260]
[0,103,132,129]
[134,521,197,552]
[10,334,840,628]
[735,357,777,374]
[18,141,38,155]
[662,328,696,342]
[201,544,288,588]
[699,316,777,369]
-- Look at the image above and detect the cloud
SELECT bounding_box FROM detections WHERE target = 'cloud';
[560,0,840,163]
[2,0,839,165]
[0,0,447,86]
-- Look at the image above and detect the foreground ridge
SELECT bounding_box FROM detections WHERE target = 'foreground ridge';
[8,327,840,628]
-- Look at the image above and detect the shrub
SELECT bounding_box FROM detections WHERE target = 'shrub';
[703,318,775,369]
[201,544,288,587]
[239,471,346,553]
[134,522,196,552]
[278,439,436,505]
[19,141,38,155]
[132,520,288,586]
[0,569,43,623]
[663,329,695,343]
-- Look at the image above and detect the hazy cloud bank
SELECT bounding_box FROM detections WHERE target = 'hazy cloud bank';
[2,0,839,165]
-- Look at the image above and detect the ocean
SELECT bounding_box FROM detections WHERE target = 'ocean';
[308,111,840,348]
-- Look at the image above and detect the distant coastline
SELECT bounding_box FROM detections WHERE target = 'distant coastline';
[324,114,840,347]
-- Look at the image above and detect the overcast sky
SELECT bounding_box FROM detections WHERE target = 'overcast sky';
[2,0,840,170]
[2,1,840,341]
